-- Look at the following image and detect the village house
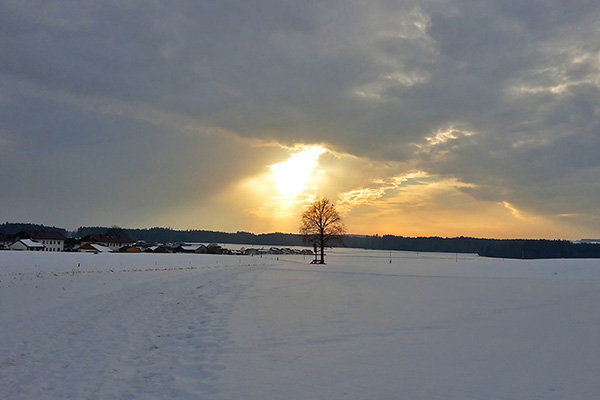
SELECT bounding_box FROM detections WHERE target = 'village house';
[79,233,135,252]
[242,247,270,256]
[207,243,227,254]
[120,245,143,253]
[12,230,67,252]
[145,245,172,254]
[77,243,113,253]
[172,244,209,254]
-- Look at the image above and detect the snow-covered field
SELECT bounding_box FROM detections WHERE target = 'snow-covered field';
[1,248,600,399]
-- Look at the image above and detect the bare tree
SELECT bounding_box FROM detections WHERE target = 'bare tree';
[300,197,346,264]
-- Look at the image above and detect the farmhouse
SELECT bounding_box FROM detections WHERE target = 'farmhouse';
[13,230,67,252]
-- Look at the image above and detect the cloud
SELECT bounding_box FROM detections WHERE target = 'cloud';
[1,0,600,237]
[336,172,428,214]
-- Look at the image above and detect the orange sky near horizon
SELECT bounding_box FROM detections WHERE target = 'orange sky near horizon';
[152,143,595,241]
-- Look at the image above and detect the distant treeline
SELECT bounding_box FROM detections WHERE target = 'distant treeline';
[477,239,600,259]
[344,235,600,259]
[0,222,68,236]
[3,223,600,259]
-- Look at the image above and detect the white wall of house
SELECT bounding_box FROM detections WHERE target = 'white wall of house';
[106,242,121,250]
[39,239,64,252]
[79,240,132,251]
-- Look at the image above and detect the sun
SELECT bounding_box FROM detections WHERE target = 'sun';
[270,146,326,197]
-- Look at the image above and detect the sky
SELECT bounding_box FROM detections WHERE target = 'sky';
[1,0,599,239]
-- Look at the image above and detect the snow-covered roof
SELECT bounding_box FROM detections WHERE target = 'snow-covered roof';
[21,239,45,248]
[79,243,113,252]
[181,245,202,251]
[90,243,113,252]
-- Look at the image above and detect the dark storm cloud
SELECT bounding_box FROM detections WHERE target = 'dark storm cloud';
[1,0,599,232]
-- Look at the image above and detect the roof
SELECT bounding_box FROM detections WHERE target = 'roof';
[18,230,67,240]
[17,239,45,248]
[181,245,203,251]
[81,234,134,244]
[78,243,113,252]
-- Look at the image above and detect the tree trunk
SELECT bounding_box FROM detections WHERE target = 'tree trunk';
[320,243,325,264]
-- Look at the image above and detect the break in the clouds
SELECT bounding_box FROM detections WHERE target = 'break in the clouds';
[1,0,599,239]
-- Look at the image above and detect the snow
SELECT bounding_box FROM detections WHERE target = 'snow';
[1,249,600,399]
[21,239,44,248]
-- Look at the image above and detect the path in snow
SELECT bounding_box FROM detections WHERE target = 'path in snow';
[0,252,273,399]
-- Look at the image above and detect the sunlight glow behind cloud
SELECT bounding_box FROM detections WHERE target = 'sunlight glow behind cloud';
[269,146,326,197]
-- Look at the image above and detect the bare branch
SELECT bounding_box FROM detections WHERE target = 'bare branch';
[299,197,346,264]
